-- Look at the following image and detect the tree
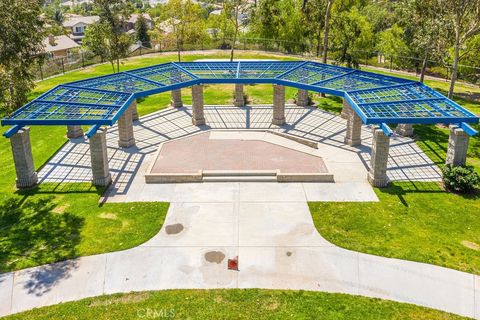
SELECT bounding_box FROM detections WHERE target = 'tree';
[82,22,110,63]
[330,6,374,68]
[135,14,151,47]
[321,0,334,63]
[0,0,45,114]
[223,0,249,61]
[376,24,409,64]
[442,0,480,98]
[165,0,207,61]
[93,0,134,72]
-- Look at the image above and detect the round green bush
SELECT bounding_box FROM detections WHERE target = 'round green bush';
[442,165,480,193]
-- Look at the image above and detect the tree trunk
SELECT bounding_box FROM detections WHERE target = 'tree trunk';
[419,53,428,83]
[322,0,333,64]
[448,31,461,99]
[230,28,238,61]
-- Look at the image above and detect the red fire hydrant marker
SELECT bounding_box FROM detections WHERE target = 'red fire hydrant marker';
[228,256,238,271]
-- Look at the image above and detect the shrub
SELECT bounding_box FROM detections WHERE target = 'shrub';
[442,165,480,193]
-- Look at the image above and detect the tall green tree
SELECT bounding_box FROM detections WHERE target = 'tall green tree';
[442,0,480,98]
[165,0,207,61]
[135,14,151,47]
[93,0,134,72]
[223,0,249,61]
[330,5,374,68]
[0,0,45,114]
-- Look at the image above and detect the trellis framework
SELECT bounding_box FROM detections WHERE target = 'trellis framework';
[2,60,478,137]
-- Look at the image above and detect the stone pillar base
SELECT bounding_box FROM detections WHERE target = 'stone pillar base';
[192,85,205,126]
[171,89,183,108]
[118,138,136,148]
[11,127,38,189]
[367,126,390,188]
[344,101,362,147]
[273,84,286,126]
[92,174,112,187]
[344,137,361,147]
[67,125,84,139]
[446,125,469,167]
[234,84,245,107]
[90,127,112,187]
[396,124,413,137]
[117,104,136,148]
[272,117,286,126]
[367,172,389,188]
[192,117,206,126]
[16,173,38,189]
[296,89,309,107]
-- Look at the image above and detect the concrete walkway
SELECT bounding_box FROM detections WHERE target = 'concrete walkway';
[0,182,478,318]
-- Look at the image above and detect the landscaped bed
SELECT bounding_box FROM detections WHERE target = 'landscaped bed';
[2,289,468,320]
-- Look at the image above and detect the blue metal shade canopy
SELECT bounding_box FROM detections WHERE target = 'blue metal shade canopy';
[2,60,479,137]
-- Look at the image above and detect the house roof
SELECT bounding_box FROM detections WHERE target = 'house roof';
[128,13,152,24]
[63,15,99,28]
[43,35,80,52]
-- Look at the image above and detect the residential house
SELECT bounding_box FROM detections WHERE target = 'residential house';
[63,15,100,42]
[125,13,153,32]
[43,35,80,59]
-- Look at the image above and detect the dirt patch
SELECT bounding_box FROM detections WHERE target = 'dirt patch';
[165,223,184,235]
[52,204,69,214]
[461,240,480,251]
[204,251,225,264]
[99,212,118,220]
[88,292,150,307]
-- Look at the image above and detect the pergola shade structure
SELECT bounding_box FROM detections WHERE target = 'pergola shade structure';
[2,60,479,188]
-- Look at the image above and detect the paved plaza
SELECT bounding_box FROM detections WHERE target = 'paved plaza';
[37,105,442,202]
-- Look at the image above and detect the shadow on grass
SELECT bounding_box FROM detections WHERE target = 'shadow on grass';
[16,183,105,197]
[0,196,84,282]
[378,181,480,207]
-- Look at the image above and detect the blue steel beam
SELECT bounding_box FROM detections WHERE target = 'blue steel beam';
[460,122,479,136]
[3,125,23,138]
[380,123,393,136]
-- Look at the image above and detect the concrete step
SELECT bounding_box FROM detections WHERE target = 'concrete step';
[202,170,277,177]
[203,176,277,182]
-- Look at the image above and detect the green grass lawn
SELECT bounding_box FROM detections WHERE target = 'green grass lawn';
[3,289,467,320]
[309,182,480,274]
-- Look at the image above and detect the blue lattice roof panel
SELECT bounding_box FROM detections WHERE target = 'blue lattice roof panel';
[2,60,478,132]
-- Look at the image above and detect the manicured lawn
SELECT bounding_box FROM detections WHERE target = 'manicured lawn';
[309,182,480,274]
[3,289,467,320]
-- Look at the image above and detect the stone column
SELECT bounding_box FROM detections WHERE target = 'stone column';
[296,89,309,107]
[340,99,351,119]
[272,84,286,125]
[89,127,112,187]
[171,89,183,108]
[191,85,206,126]
[234,84,245,107]
[344,102,362,147]
[367,126,390,188]
[130,100,139,121]
[10,127,38,189]
[396,124,413,137]
[117,104,135,148]
[446,125,469,167]
[66,125,84,139]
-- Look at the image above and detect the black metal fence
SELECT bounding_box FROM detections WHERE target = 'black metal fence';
[36,37,480,85]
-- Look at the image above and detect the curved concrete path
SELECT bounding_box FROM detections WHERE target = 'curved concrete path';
[0,182,478,318]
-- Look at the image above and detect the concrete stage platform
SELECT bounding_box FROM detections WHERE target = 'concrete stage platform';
[145,131,334,183]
